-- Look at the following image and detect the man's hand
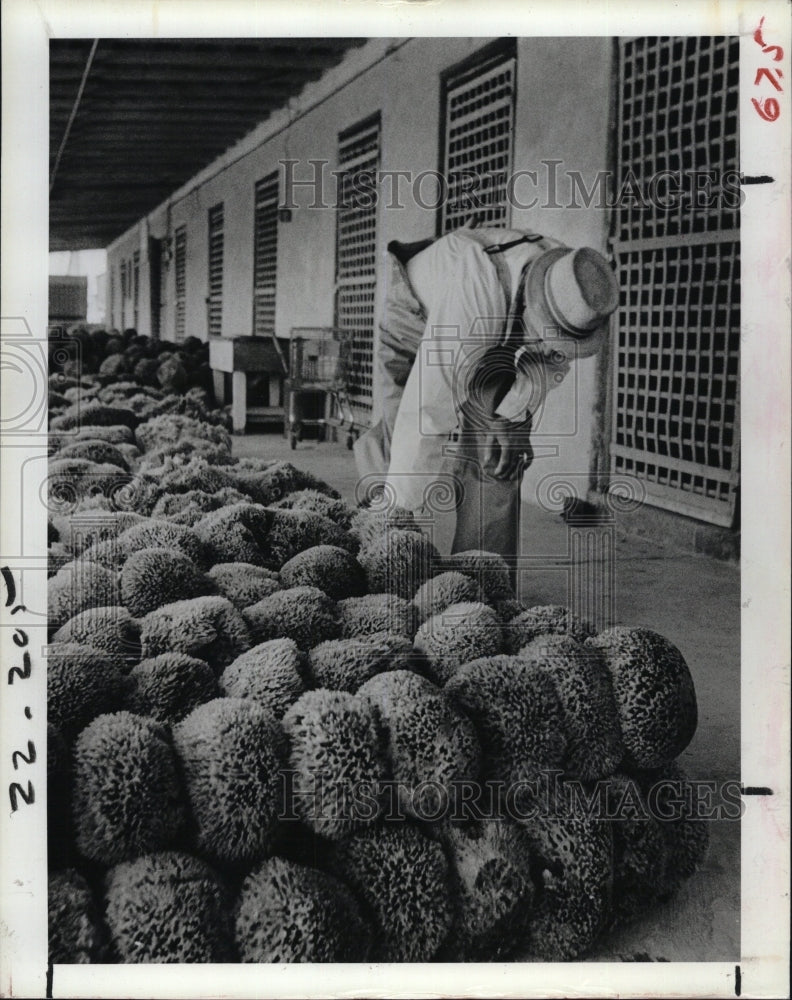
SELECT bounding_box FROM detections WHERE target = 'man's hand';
[482,416,533,480]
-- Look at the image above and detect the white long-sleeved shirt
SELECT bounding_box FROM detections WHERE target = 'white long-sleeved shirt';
[386,228,570,512]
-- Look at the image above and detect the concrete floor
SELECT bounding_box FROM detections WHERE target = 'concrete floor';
[234,428,741,963]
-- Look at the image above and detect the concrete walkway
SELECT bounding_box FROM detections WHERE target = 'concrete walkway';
[234,429,741,963]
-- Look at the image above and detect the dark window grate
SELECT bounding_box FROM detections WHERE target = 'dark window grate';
[440,53,516,234]
[132,250,140,331]
[253,173,279,339]
[611,36,740,526]
[174,225,187,342]
[334,116,380,420]
[208,203,224,339]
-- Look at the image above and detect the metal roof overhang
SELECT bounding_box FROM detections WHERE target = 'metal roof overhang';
[49,37,366,251]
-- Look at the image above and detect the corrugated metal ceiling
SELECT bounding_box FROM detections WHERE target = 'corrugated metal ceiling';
[49,38,366,250]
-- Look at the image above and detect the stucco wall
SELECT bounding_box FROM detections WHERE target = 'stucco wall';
[105,36,613,499]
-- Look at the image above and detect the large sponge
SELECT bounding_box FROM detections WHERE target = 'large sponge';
[120,546,213,617]
[104,851,234,962]
[48,869,106,964]
[206,562,280,610]
[282,689,387,840]
[242,586,340,650]
[518,635,623,780]
[330,823,454,962]
[358,669,480,819]
[140,596,251,672]
[172,698,285,865]
[47,642,127,736]
[586,626,698,768]
[234,857,371,962]
[72,711,185,865]
[124,652,218,724]
[279,545,366,600]
[306,632,414,694]
[219,638,306,719]
[413,601,503,684]
[358,528,439,600]
[445,654,567,788]
[337,593,419,640]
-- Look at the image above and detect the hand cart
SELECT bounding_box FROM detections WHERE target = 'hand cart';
[285,327,360,450]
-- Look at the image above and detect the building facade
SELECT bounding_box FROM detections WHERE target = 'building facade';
[105,36,740,537]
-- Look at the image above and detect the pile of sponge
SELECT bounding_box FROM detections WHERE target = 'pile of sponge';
[47,335,708,965]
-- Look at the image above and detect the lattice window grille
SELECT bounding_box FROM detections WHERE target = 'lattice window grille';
[610,36,740,527]
[335,116,380,421]
[132,250,140,331]
[108,268,115,329]
[441,53,516,234]
[174,225,187,342]
[253,173,279,339]
[208,203,224,339]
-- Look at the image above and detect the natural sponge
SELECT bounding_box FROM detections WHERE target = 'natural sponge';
[235,857,371,962]
[104,851,234,962]
[413,601,503,684]
[48,560,119,630]
[504,604,595,653]
[348,506,418,548]
[242,586,340,650]
[601,773,669,927]
[629,761,710,899]
[116,520,207,568]
[330,823,454,961]
[172,698,285,865]
[518,635,623,780]
[445,654,567,787]
[150,486,248,526]
[358,669,480,819]
[586,626,698,768]
[48,869,105,964]
[306,632,414,694]
[520,793,614,961]
[411,570,481,623]
[206,562,280,610]
[140,596,251,672]
[219,638,306,719]
[124,653,218,724]
[55,438,130,471]
[273,489,354,529]
[264,509,358,568]
[282,689,387,840]
[280,545,366,600]
[52,606,141,671]
[50,402,138,432]
[338,593,419,640]
[47,642,127,736]
[120,546,212,617]
[358,528,439,599]
[193,503,273,567]
[440,820,535,961]
[439,549,514,602]
[232,460,340,506]
[72,712,185,865]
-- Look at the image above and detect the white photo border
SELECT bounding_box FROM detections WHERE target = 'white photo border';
[1,0,789,996]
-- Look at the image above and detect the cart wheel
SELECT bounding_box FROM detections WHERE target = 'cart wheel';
[346,433,354,450]
[290,433,297,450]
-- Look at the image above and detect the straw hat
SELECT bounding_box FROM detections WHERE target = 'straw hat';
[522,246,619,359]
